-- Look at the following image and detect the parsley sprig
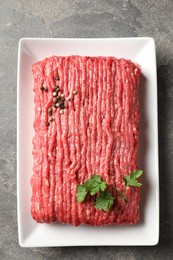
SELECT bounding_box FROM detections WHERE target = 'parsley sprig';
[123,170,143,187]
[76,170,143,211]
[94,190,114,211]
[76,175,106,202]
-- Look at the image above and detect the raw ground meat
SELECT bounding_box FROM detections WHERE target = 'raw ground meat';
[31,55,141,226]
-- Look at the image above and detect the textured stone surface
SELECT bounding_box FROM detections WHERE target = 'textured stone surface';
[0,0,173,259]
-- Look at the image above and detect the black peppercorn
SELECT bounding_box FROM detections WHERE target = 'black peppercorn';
[45,121,50,126]
[40,86,44,90]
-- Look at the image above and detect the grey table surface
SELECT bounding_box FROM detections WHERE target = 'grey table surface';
[0,0,173,259]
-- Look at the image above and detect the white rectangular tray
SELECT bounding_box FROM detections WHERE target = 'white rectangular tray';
[17,37,159,247]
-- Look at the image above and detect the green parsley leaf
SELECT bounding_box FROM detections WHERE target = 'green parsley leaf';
[100,181,107,191]
[87,175,107,195]
[94,190,114,211]
[123,170,143,187]
[76,174,107,202]
[76,185,88,202]
[90,175,102,183]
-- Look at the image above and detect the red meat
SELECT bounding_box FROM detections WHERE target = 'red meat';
[31,56,141,226]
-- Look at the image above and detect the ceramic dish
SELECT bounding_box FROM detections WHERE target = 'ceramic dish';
[17,37,159,247]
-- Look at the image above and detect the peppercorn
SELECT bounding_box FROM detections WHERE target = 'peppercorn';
[53,91,58,97]
[72,90,78,95]
[48,107,52,116]
[49,118,54,122]
[53,97,58,104]
[56,88,60,93]
[59,102,65,109]
[61,96,65,101]
[60,109,64,114]
[53,85,59,90]
[45,121,50,126]
[55,103,60,108]
[66,96,71,101]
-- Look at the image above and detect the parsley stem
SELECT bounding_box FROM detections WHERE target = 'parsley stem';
[108,184,127,202]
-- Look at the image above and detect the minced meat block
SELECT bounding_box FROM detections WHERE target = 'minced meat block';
[31,56,141,226]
